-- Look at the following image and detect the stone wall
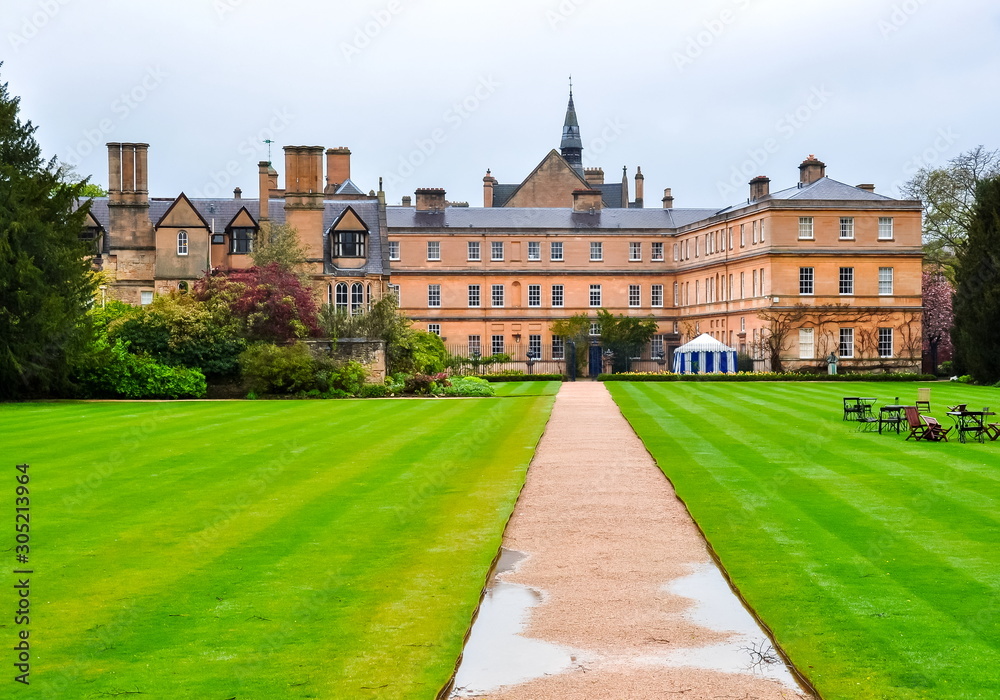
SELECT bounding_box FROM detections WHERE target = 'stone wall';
[303,338,387,383]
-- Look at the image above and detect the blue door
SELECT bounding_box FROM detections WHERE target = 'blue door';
[588,344,603,377]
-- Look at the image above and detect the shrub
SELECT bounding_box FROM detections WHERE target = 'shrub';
[238,342,316,395]
[359,383,393,398]
[74,338,207,399]
[404,372,450,395]
[443,376,495,397]
[938,360,954,376]
[736,353,755,372]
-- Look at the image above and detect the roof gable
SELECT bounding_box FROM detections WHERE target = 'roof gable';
[155,192,211,230]
[225,206,257,230]
[503,150,592,208]
[330,205,370,232]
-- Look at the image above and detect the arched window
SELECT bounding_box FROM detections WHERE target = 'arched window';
[178,281,189,294]
[351,283,364,315]
[367,283,372,310]
[335,283,348,311]
[334,230,366,258]
[177,230,189,256]
[327,284,333,307]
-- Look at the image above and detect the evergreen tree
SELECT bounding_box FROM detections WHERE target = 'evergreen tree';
[952,176,1000,384]
[0,67,97,398]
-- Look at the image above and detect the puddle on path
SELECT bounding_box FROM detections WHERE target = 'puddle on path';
[637,562,805,691]
[450,549,579,697]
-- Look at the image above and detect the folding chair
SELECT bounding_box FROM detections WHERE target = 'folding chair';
[904,406,929,441]
[916,387,931,413]
[922,415,951,442]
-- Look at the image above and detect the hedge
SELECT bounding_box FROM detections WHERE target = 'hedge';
[598,372,937,382]
[475,374,564,382]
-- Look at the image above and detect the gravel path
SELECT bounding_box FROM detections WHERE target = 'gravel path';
[472,382,811,699]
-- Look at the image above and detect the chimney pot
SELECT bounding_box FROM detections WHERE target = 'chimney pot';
[415,188,447,211]
[798,155,827,185]
[856,183,876,193]
[662,187,674,209]
[749,175,770,201]
[234,187,242,199]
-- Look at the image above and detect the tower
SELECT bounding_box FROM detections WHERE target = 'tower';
[560,84,583,176]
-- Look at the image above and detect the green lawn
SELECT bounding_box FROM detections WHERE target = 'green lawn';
[2,396,554,699]
[608,381,1000,700]
[490,380,562,397]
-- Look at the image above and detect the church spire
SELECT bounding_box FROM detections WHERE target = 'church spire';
[560,78,583,176]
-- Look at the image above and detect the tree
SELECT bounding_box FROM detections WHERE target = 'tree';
[902,145,1000,276]
[194,263,320,343]
[596,309,658,373]
[0,66,97,398]
[922,270,954,373]
[550,313,592,375]
[952,176,1000,384]
[56,160,107,198]
[249,222,308,272]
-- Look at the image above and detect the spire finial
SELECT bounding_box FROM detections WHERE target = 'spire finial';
[569,74,573,96]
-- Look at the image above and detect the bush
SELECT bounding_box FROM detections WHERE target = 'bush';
[239,342,316,395]
[404,372,450,395]
[359,383,393,398]
[74,338,207,399]
[329,360,368,396]
[938,360,954,376]
[443,376,495,397]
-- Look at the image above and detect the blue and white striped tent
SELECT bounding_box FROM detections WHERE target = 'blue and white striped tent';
[672,333,738,375]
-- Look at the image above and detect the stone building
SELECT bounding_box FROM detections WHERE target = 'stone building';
[83,143,389,308]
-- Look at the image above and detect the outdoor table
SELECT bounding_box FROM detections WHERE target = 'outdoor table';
[946,410,996,444]
[843,397,877,422]
[878,404,906,434]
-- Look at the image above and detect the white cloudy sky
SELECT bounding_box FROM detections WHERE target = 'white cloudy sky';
[4,0,998,209]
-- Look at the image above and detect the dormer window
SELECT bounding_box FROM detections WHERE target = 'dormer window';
[177,230,189,256]
[335,230,366,258]
[231,227,254,254]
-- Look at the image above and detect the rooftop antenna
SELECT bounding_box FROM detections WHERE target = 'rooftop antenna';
[263,139,274,165]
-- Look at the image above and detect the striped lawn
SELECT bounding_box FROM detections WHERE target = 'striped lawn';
[608,381,1000,700]
[2,395,553,699]
[490,381,562,397]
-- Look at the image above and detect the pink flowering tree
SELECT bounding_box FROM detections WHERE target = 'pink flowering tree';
[922,269,954,372]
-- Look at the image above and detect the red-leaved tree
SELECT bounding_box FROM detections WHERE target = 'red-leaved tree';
[922,269,954,372]
[194,263,320,343]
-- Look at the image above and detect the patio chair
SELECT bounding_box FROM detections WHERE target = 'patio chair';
[922,415,951,442]
[916,388,931,413]
[843,397,863,421]
[986,423,1000,441]
[904,406,930,441]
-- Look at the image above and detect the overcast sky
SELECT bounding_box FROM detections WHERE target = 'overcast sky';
[4,0,998,209]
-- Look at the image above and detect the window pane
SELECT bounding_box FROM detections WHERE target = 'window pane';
[799,267,814,295]
[878,327,893,357]
[427,284,441,307]
[879,217,894,239]
[839,328,854,358]
[491,284,504,307]
[652,284,663,307]
[629,284,640,307]
[428,323,441,336]
[879,267,894,295]
[550,241,563,261]
[527,241,540,260]
[468,284,480,307]
[590,241,602,261]
[839,267,854,295]
[468,241,480,261]
[427,241,440,260]
[551,285,564,307]
[589,284,601,307]
[528,334,542,357]
[652,242,664,261]
[468,335,481,355]
[389,240,400,260]
[629,242,641,261]
[491,335,505,355]
[552,335,565,360]
[528,284,541,307]
[799,217,814,239]
[840,217,854,239]
[491,241,504,261]
[799,328,814,359]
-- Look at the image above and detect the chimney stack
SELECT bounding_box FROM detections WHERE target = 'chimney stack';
[415,188,447,211]
[107,143,149,205]
[258,161,273,220]
[483,170,496,207]
[749,175,770,201]
[584,167,605,186]
[798,155,826,185]
[662,187,674,209]
[856,183,876,193]
[233,187,242,200]
[325,147,351,193]
[634,166,644,208]
[401,195,412,207]
[572,188,603,213]
[284,146,324,195]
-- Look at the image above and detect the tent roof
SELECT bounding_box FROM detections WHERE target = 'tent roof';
[675,333,736,353]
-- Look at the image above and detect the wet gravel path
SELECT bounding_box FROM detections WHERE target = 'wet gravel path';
[468,382,811,699]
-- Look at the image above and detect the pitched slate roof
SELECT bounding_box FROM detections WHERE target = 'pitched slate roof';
[85,197,386,275]
[387,206,724,232]
[335,179,366,196]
